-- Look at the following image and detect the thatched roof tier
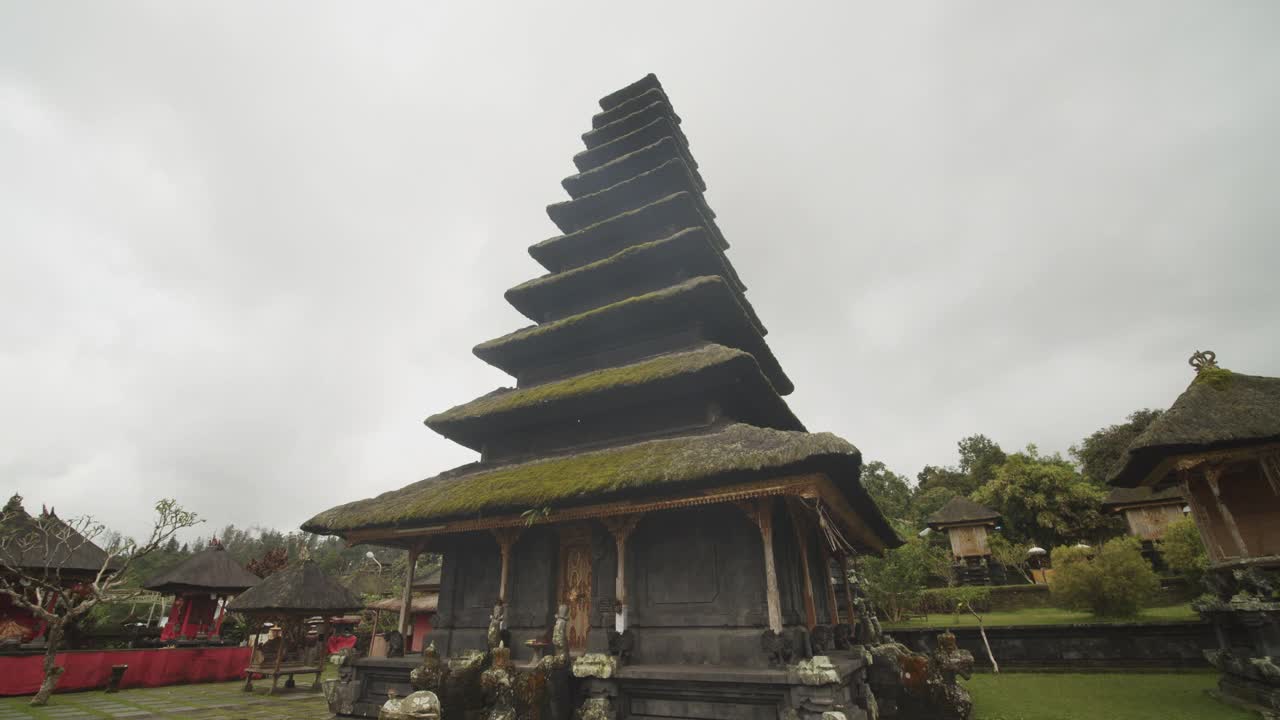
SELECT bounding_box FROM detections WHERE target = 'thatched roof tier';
[599,73,664,112]
[582,99,691,153]
[367,594,437,614]
[530,191,727,274]
[510,227,750,326]
[142,544,261,595]
[574,116,698,176]
[1102,486,1185,511]
[547,158,712,235]
[925,496,1001,529]
[592,86,680,130]
[302,423,894,547]
[1110,369,1280,487]
[427,344,800,450]
[0,496,114,577]
[563,136,704,200]
[477,276,788,393]
[226,560,361,616]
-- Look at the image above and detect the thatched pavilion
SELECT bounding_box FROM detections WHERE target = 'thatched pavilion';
[925,497,1002,585]
[1111,351,1280,713]
[143,540,260,643]
[1102,486,1186,569]
[227,559,361,694]
[304,74,900,720]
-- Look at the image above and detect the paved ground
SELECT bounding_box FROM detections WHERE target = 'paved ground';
[0,676,333,719]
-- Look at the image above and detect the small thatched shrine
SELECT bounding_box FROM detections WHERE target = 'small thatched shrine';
[304,74,910,720]
[227,559,362,694]
[1111,351,1280,713]
[925,497,1003,585]
[0,495,113,646]
[143,539,260,643]
[1102,486,1186,569]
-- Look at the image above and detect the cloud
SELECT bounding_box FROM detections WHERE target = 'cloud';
[2,1,1277,539]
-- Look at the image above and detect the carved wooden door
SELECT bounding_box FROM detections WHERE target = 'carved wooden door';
[559,526,593,653]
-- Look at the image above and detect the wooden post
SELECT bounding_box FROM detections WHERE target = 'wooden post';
[1180,472,1224,562]
[179,594,194,639]
[841,554,857,625]
[213,596,226,636]
[269,621,286,695]
[788,501,818,630]
[737,499,783,633]
[818,542,840,626]
[1204,465,1249,557]
[491,528,522,605]
[399,546,420,636]
[603,514,644,632]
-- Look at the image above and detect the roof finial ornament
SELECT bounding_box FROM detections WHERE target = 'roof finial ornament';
[1190,350,1218,374]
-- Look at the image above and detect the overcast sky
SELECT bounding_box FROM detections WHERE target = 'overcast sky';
[2,2,1277,541]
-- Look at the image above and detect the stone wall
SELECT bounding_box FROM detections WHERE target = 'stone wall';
[889,621,1214,670]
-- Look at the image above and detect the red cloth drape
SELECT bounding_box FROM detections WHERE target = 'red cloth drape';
[0,646,252,696]
[326,635,357,654]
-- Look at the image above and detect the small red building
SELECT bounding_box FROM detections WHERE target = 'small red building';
[143,540,260,643]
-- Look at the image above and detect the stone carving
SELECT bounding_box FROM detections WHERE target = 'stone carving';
[833,623,855,651]
[810,624,834,653]
[572,653,617,679]
[323,649,359,716]
[479,645,516,720]
[866,637,973,720]
[791,655,841,686]
[386,630,405,658]
[762,628,813,668]
[551,603,570,659]
[410,642,448,694]
[606,628,634,663]
[379,689,442,720]
[574,696,615,720]
[488,600,507,650]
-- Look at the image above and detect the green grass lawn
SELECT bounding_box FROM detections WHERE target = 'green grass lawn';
[883,604,1199,629]
[966,672,1253,720]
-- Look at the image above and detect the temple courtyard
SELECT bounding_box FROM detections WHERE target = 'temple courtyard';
[0,671,1252,720]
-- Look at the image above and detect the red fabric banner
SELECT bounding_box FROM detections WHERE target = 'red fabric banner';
[0,646,252,696]
[326,635,357,655]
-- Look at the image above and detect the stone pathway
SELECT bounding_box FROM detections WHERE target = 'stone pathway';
[0,677,332,719]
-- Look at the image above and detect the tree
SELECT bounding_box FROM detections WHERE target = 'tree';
[246,547,289,578]
[987,534,1033,584]
[957,434,1007,490]
[916,465,971,496]
[973,445,1108,546]
[1070,409,1164,487]
[0,495,200,706]
[909,485,958,527]
[861,461,913,522]
[858,538,949,622]
[1048,537,1160,617]
[1159,517,1208,586]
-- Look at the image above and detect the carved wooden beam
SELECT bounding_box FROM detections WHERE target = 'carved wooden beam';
[602,514,645,631]
[735,498,783,633]
[786,499,818,630]
[491,528,522,604]
[1204,465,1249,558]
[398,545,420,636]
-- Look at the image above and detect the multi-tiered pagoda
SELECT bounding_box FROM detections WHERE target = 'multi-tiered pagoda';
[306,74,900,720]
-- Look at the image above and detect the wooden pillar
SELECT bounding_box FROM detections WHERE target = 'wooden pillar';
[841,554,857,625]
[787,501,818,630]
[492,528,522,604]
[1204,465,1249,557]
[179,594,194,639]
[818,542,840,626]
[398,545,420,636]
[603,514,644,632]
[738,498,783,633]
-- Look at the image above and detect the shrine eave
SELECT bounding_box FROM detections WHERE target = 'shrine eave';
[547,158,712,235]
[506,226,753,327]
[528,191,728,274]
[562,136,704,200]
[475,276,791,394]
[301,422,900,551]
[592,86,679,130]
[426,343,800,451]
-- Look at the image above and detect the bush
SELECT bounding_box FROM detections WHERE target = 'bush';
[919,586,992,614]
[1160,517,1208,585]
[1048,536,1160,618]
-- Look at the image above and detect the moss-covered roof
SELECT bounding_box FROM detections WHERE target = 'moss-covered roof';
[428,344,799,450]
[303,423,864,534]
[0,496,115,576]
[142,543,261,594]
[226,559,362,616]
[1111,369,1280,486]
[925,496,1000,528]
[477,276,790,394]
[529,191,727,273]
[562,136,704,201]
[547,158,708,235]
[506,226,756,329]
[1102,485,1185,510]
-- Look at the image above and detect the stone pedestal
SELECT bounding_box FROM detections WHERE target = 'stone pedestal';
[1197,560,1280,714]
